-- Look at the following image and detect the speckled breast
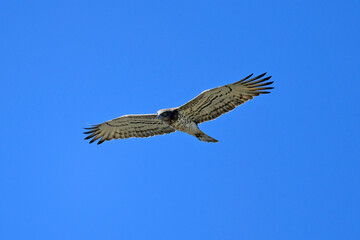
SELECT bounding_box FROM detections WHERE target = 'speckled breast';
[169,113,198,135]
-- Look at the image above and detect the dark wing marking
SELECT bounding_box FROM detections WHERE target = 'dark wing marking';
[178,73,273,123]
[84,114,175,144]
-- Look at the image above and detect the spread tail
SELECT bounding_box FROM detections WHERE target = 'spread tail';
[195,132,219,143]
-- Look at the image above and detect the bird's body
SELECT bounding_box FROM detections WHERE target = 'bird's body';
[84,73,273,144]
[156,108,218,142]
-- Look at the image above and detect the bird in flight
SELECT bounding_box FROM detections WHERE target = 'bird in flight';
[84,73,273,144]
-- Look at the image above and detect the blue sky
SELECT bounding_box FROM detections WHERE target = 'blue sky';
[1,0,359,239]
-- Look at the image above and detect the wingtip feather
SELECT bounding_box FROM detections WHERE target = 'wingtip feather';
[97,138,106,144]
[239,73,254,82]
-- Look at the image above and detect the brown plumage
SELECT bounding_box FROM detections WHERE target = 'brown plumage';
[84,73,273,144]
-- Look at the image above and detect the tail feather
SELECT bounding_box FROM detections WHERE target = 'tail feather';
[195,132,219,143]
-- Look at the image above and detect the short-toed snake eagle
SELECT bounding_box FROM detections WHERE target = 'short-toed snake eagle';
[84,73,273,144]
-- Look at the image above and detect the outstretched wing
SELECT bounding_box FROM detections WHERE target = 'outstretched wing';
[178,73,273,124]
[84,114,175,144]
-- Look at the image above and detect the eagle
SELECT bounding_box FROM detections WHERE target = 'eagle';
[84,73,273,144]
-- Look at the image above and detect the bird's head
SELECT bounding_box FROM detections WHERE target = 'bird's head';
[157,108,179,122]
